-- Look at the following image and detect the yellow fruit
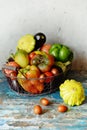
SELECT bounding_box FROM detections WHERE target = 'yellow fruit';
[17,34,35,53]
[59,79,85,106]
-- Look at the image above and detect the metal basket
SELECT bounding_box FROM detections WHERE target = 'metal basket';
[2,69,69,97]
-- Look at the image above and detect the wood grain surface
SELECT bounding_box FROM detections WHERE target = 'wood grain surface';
[0,71,87,130]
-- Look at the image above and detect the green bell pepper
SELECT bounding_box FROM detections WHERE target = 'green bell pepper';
[49,43,73,62]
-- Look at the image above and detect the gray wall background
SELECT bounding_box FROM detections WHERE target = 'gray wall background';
[0,0,87,70]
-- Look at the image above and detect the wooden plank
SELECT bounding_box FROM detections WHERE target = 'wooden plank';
[0,71,87,130]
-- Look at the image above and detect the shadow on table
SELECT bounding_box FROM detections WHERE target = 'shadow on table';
[83,96,87,104]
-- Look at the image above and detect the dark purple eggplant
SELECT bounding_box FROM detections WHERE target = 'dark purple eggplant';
[6,77,26,93]
[34,32,46,50]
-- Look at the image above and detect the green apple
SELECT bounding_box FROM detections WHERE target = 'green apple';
[14,49,29,68]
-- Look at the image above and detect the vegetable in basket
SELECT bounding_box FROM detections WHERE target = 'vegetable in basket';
[30,51,55,72]
[17,34,36,53]
[17,65,44,94]
[2,32,74,95]
[49,43,73,62]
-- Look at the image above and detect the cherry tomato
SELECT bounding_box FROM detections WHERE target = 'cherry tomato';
[40,44,51,54]
[34,105,42,114]
[40,98,50,106]
[39,74,45,83]
[44,71,53,83]
[58,105,68,112]
[51,68,59,76]
[45,71,53,76]
[29,51,36,60]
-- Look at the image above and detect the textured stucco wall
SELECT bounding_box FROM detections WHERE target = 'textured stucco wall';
[0,0,87,70]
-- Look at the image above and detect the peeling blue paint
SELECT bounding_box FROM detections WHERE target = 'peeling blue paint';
[0,71,87,130]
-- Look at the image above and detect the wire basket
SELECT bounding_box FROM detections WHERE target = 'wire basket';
[2,66,70,96]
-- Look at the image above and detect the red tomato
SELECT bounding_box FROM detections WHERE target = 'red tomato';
[58,105,68,112]
[45,71,53,77]
[34,105,42,114]
[47,54,54,68]
[39,74,45,83]
[40,98,50,106]
[40,44,51,54]
[51,68,59,76]
[44,71,53,83]
[29,51,36,60]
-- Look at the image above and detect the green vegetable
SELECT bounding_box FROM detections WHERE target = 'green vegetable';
[49,43,73,62]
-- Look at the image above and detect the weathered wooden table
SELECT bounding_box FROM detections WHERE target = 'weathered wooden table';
[0,70,87,130]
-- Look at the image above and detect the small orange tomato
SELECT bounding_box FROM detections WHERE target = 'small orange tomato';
[34,105,42,114]
[44,71,53,77]
[35,82,44,93]
[51,68,59,76]
[58,105,68,112]
[39,73,45,83]
[40,44,51,54]
[44,71,53,83]
[29,51,36,60]
[40,98,50,106]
